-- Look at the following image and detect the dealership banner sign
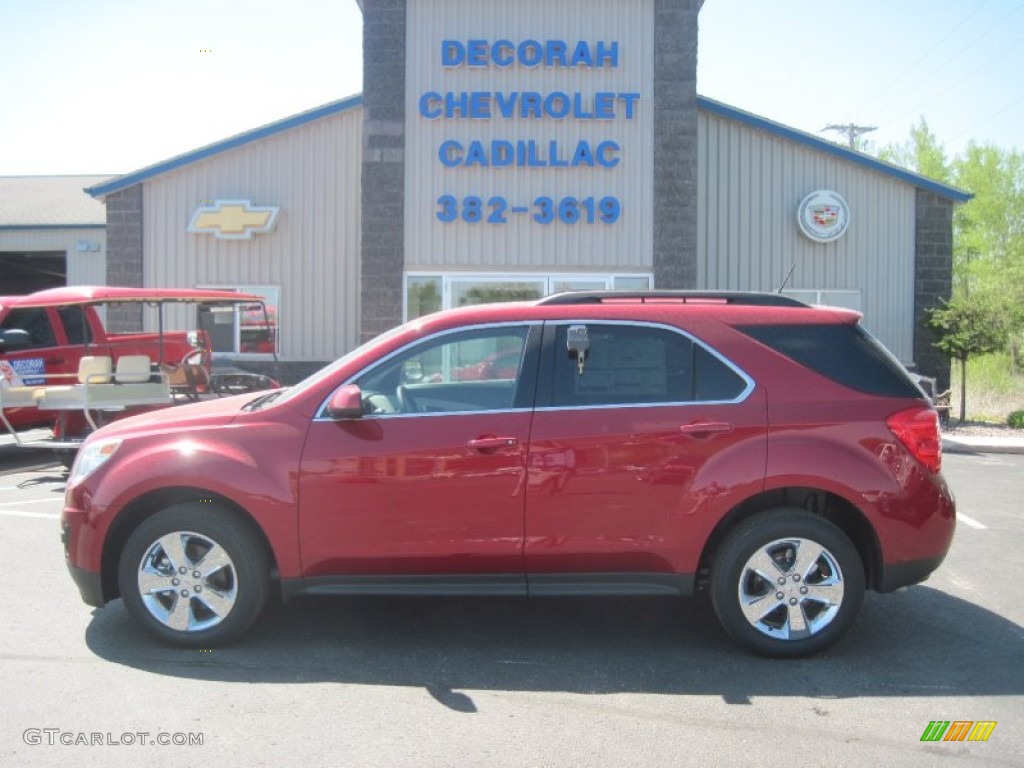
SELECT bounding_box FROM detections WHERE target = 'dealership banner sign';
[405,0,654,266]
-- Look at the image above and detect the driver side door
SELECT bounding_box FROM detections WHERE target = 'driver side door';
[297,323,541,590]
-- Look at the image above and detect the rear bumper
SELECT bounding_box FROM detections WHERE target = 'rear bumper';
[877,553,948,593]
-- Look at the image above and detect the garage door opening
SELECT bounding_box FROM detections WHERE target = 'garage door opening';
[0,252,66,295]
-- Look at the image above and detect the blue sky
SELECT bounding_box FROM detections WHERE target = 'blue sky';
[1,0,1021,176]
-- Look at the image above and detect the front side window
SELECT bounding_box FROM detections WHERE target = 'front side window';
[551,324,748,407]
[357,326,532,415]
[0,308,56,348]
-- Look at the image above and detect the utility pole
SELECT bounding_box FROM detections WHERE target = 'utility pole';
[821,123,877,149]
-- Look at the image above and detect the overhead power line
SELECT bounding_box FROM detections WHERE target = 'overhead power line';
[854,0,991,116]
[821,124,878,149]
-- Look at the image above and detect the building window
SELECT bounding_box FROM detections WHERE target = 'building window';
[405,273,652,320]
[783,290,862,312]
[197,285,279,358]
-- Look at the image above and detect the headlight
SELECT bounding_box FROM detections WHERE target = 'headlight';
[68,438,122,486]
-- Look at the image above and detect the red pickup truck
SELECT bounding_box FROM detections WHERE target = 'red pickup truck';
[0,286,245,433]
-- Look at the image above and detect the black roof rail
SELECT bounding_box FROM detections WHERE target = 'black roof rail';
[537,291,809,307]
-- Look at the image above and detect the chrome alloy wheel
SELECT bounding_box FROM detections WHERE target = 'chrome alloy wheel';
[736,537,845,640]
[136,531,238,632]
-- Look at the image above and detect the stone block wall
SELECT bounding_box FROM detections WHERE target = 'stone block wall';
[103,185,144,332]
[359,0,407,343]
[914,190,955,392]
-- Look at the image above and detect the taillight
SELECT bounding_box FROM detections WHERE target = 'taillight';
[886,407,942,473]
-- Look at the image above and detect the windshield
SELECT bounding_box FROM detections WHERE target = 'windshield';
[270,322,414,407]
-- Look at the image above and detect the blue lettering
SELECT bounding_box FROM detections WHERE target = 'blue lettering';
[546,40,568,67]
[469,92,490,119]
[520,92,543,118]
[466,39,488,67]
[492,141,514,167]
[549,140,568,167]
[544,92,570,119]
[444,92,469,118]
[419,92,442,119]
[527,141,546,167]
[492,40,515,67]
[595,41,619,68]
[593,92,615,120]
[464,141,488,166]
[495,91,517,119]
[570,41,593,67]
[441,41,464,67]
[572,92,594,120]
[620,92,640,119]
[596,141,620,167]
[572,141,594,167]
[517,141,527,166]
[439,140,462,167]
[518,40,543,67]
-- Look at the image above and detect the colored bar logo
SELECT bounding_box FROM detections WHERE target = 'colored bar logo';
[920,721,997,742]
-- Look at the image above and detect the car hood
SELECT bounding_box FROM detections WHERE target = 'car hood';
[89,392,260,441]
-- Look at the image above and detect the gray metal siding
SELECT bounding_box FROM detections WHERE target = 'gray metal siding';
[697,111,916,362]
[141,109,362,361]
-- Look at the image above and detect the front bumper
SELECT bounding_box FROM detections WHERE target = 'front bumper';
[67,563,105,607]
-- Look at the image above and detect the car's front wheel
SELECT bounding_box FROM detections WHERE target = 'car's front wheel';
[710,510,865,658]
[118,503,269,647]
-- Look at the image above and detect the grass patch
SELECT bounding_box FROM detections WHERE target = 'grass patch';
[950,352,1024,422]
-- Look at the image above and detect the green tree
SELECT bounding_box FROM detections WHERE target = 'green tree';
[952,143,1024,343]
[878,117,951,184]
[927,296,1010,422]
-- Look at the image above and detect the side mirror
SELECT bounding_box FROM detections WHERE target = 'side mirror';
[326,384,364,420]
[0,329,32,354]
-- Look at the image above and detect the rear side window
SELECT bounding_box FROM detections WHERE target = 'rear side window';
[58,307,93,344]
[551,324,748,407]
[738,323,921,398]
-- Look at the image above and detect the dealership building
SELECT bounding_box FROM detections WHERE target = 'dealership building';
[66,0,968,386]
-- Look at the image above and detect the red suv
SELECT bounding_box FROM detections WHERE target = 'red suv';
[61,292,955,657]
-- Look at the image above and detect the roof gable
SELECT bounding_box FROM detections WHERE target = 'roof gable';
[87,95,362,199]
[697,96,971,202]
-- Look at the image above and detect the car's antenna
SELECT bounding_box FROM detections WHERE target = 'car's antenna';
[777,260,797,293]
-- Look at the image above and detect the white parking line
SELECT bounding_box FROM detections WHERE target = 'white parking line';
[0,509,59,519]
[957,512,988,530]
[0,498,63,507]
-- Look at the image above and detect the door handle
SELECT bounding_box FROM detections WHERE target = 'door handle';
[46,357,65,365]
[467,437,519,451]
[679,422,734,437]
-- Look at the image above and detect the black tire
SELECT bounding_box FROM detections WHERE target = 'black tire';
[118,503,269,648]
[710,509,865,658]
[53,449,77,470]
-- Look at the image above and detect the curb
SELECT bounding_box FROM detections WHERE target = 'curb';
[942,437,1024,455]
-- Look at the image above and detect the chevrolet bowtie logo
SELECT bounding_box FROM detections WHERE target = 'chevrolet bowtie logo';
[188,200,280,240]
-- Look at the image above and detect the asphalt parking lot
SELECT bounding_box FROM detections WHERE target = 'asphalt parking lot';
[0,450,1021,767]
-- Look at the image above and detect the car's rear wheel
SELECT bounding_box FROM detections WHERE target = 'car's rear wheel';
[710,509,865,658]
[118,503,269,647]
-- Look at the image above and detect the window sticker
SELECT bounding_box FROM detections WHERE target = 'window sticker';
[6,358,45,385]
